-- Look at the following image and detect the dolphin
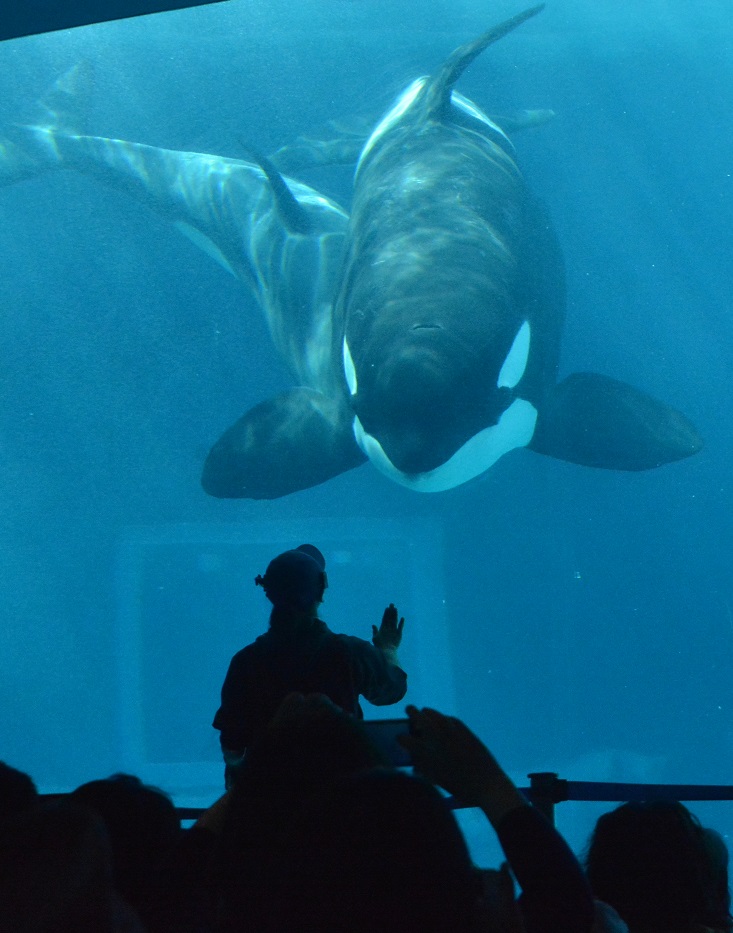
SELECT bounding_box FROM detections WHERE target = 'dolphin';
[0,64,363,499]
[0,7,702,499]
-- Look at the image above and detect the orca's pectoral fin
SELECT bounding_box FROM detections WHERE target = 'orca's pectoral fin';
[529,372,703,471]
[201,388,366,499]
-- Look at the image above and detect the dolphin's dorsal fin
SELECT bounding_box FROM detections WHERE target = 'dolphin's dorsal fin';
[419,4,545,123]
[35,61,94,135]
[238,143,313,235]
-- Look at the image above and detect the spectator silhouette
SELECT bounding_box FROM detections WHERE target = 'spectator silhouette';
[255,704,594,933]
[584,800,732,933]
[400,706,595,933]
[212,692,389,933]
[213,543,407,781]
[0,761,38,825]
[276,767,483,933]
[69,774,183,933]
[0,800,143,933]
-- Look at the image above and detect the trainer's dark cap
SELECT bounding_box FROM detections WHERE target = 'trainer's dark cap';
[255,544,327,609]
[293,543,326,571]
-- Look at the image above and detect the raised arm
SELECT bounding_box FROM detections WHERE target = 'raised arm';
[371,603,405,668]
[400,706,594,933]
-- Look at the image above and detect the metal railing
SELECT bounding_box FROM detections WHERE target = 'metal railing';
[520,773,733,825]
[45,774,733,825]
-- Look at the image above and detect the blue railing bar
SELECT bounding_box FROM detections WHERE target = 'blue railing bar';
[557,780,733,804]
[46,779,733,824]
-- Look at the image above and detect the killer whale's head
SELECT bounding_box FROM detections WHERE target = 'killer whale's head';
[341,273,538,492]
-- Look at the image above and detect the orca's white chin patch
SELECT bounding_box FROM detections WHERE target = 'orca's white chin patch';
[352,398,537,493]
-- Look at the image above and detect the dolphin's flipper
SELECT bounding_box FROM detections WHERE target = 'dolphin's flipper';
[202,388,367,499]
[530,372,703,470]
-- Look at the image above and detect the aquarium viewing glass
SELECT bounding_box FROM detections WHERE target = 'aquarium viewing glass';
[1,0,731,859]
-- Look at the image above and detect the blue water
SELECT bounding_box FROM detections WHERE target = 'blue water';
[0,0,732,861]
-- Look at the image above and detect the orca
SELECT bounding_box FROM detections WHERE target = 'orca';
[0,7,702,499]
[329,4,702,492]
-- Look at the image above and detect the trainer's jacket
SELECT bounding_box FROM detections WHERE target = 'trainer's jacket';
[213,618,407,752]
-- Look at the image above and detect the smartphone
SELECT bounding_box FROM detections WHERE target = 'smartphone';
[362,718,412,767]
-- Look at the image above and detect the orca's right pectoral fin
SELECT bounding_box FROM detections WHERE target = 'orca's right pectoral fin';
[201,388,366,499]
[529,371,703,471]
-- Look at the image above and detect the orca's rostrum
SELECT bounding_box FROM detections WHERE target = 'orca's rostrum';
[0,6,702,498]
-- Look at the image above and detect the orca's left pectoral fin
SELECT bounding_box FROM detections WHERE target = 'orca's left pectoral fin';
[201,388,366,499]
[529,372,703,471]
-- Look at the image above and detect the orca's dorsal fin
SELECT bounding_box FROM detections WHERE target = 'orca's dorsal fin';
[238,143,313,235]
[419,5,545,123]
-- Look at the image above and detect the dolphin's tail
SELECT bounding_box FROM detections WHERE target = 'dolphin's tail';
[0,62,93,186]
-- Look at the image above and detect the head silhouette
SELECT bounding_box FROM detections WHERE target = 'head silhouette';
[255,544,327,613]
[585,800,731,933]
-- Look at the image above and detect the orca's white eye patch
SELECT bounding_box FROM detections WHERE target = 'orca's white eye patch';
[497,321,530,389]
[343,338,357,395]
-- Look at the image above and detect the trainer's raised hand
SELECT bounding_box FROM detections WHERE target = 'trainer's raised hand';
[372,603,405,652]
